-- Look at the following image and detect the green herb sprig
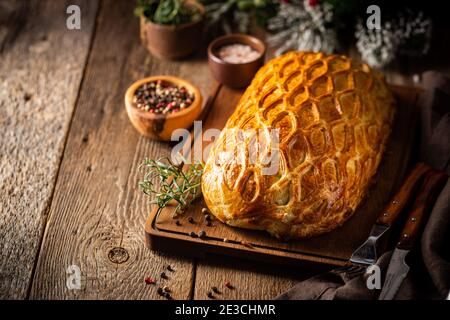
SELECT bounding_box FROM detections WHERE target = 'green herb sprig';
[139,157,204,216]
[135,0,201,25]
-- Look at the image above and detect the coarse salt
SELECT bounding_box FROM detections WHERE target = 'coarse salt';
[217,44,260,64]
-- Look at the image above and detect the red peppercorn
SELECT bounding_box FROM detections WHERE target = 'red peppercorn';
[224,281,233,289]
[145,277,156,285]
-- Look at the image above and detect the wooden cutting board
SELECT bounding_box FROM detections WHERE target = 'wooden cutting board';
[145,84,421,267]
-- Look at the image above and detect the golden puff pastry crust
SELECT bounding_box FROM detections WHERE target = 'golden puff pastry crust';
[201,51,396,239]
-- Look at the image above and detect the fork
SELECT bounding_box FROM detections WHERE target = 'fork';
[335,163,432,277]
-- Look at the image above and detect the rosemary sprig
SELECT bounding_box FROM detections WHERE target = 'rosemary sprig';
[139,156,204,216]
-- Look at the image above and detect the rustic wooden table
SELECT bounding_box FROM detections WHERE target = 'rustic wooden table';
[1,0,449,300]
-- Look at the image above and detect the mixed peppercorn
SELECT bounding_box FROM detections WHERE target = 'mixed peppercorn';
[133,80,194,114]
[145,263,234,300]
[143,207,248,299]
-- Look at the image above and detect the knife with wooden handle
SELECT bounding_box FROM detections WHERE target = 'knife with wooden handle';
[379,169,448,300]
[376,162,432,228]
[350,162,432,266]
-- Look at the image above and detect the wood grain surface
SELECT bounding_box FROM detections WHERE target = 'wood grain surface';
[2,0,449,300]
[193,255,316,300]
[29,0,212,300]
[0,0,99,299]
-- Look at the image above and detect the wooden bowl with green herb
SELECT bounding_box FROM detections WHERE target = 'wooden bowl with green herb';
[137,0,204,60]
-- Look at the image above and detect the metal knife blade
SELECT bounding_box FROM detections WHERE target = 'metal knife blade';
[378,170,447,300]
[378,248,410,300]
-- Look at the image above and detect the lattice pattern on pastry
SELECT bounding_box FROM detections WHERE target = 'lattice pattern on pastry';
[201,51,396,239]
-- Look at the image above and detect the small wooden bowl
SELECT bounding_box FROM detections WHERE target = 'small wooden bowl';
[207,34,266,88]
[140,1,204,60]
[125,76,202,141]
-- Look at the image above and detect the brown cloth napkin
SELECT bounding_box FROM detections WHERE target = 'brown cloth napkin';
[276,71,450,300]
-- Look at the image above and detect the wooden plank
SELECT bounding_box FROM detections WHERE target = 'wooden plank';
[194,255,318,300]
[30,0,211,300]
[0,0,99,299]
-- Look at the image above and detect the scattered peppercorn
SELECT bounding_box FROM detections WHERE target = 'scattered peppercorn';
[189,231,197,238]
[206,221,212,227]
[160,272,168,279]
[133,80,195,115]
[201,208,209,214]
[164,292,172,299]
[144,277,156,285]
[175,220,181,226]
[188,217,195,224]
[212,286,220,294]
[198,230,206,239]
[207,291,214,299]
[163,286,170,292]
[224,281,234,289]
[167,265,174,272]
[157,287,164,296]
[204,214,211,221]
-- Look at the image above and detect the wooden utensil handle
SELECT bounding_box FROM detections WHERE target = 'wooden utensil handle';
[397,170,448,250]
[377,162,431,227]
